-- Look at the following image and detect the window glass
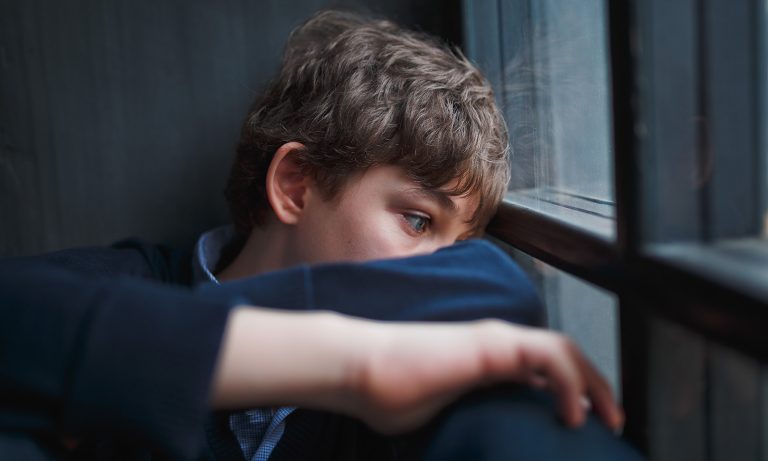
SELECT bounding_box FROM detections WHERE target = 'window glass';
[501,0,614,238]
[509,247,620,395]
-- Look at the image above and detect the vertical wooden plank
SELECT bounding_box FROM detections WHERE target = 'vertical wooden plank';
[710,345,761,461]
[621,303,708,460]
[762,367,768,461]
[0,0,462,256]
[704,0,762,239]
[638,0,703,244]
[647,316,707,461]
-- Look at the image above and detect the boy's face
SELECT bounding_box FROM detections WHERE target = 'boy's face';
[290,165,479,265]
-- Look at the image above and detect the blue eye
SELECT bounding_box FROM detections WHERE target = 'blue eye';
[403,213,430,233]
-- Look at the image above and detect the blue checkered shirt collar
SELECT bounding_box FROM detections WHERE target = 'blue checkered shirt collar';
[192,226,297,461]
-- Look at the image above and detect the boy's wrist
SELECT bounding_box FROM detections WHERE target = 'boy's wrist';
[327,313,390,415]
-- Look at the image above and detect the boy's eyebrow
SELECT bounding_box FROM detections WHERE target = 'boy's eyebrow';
[409,188,458,214]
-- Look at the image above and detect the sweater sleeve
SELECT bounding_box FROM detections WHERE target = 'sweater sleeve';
[202,239,544,326]
[0,250,234,460]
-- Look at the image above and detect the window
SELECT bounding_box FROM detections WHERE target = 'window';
[464,0,614,238]
[465,0,768,458]
[505,244,620,394]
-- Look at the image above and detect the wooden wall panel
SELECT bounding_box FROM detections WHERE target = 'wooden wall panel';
[0,0,460,256]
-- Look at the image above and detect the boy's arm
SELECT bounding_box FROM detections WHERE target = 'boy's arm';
[0,258,232,460]
[205,239,544,326]
[209,240,621,431]
[213,307,624,433]
[0,239,620,458]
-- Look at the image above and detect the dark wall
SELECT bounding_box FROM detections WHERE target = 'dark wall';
[0,0,461,256]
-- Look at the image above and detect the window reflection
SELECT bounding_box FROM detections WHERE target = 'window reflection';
[501,0,615,237]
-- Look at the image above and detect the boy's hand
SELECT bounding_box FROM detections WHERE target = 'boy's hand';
[212,308,623,435]
[347,319,624,434]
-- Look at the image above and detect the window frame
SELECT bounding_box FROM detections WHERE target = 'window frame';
[466,0,768,364]
[465,0,768,454]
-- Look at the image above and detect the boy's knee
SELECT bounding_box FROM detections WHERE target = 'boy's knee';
[420,386,644,461]
[0,432,59,461]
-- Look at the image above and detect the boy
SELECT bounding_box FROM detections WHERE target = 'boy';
[0,10,638,461]
[194,11,630,459]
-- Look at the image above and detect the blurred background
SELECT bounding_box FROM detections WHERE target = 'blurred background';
[3,2,767,459]
[0,0,461,256]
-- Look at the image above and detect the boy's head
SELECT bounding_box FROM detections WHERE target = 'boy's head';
[223,10,509,266]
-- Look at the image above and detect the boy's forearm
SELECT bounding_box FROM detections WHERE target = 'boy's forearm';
[210,307,624,435]
[210,306,370,414]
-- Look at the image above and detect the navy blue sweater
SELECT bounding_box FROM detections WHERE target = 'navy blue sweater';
[0,239,542,460]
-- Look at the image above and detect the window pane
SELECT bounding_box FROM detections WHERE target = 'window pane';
[510,247,620,395]
[501,0,614,238]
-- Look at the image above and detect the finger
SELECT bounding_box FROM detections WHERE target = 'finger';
[580,395,592,412]
[575,352,624,430]
[525,334,587,428]
[526,372,549,389]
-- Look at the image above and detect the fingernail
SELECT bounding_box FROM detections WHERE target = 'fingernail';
[612,411,625,435]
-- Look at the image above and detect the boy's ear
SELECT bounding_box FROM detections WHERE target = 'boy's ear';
[266,142,312,225]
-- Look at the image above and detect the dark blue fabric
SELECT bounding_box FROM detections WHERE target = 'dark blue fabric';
[0,238,643,460]
[418,386,644,461]
[0,245,230,460]
[199,240,543,326]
